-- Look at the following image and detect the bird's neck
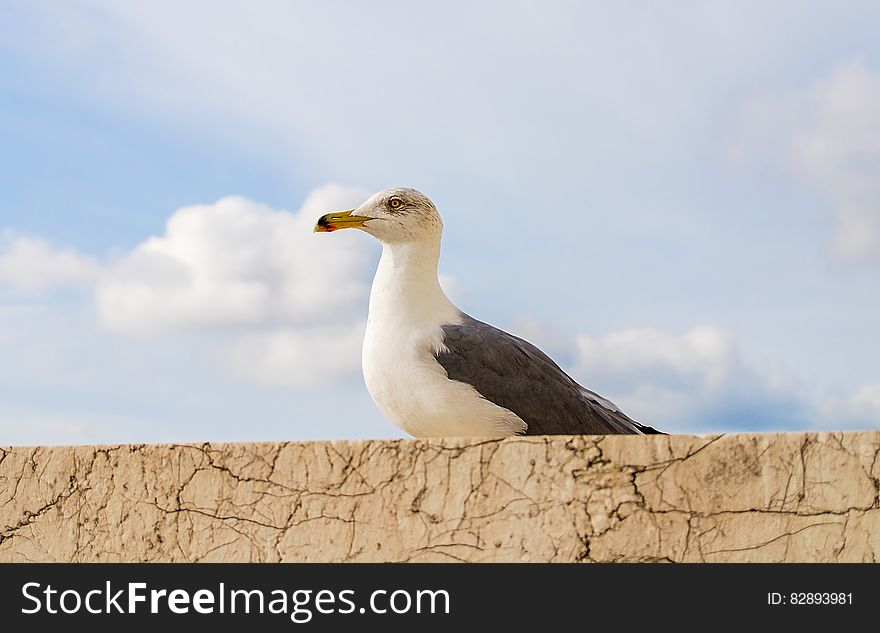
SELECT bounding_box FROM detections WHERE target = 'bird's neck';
[369,239,459,329]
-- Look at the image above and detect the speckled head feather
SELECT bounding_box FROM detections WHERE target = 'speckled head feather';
[355,187,443,244]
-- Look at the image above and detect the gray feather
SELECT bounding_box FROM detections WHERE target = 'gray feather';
[434,314,662,435]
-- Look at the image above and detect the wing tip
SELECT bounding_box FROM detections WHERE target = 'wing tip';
[635,422,666,435]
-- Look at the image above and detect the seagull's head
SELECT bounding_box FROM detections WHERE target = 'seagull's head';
[314,187,442,244]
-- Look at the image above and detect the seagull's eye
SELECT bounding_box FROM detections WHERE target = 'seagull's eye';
[388,197,402,210]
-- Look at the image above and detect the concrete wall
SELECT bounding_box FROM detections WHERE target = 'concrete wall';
[1,431,878,562]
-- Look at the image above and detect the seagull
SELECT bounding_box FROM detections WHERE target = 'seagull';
[315,187,662,437]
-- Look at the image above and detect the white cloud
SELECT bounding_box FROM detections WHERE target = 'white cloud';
[732,60,880,263]
[228,322,366,388]
[0,230,100,293]
[536,324,803,433]
[559,323,880,432]
[574,326,749,391]
[0,303,390,445]
[0,185,376,392]
[96,184,372,332]
[850,382,880,421]
[90,184,376,388]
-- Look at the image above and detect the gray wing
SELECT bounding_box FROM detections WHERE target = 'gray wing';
[434,314,662,435]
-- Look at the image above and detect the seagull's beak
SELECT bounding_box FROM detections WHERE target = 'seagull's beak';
[314,209,371,233]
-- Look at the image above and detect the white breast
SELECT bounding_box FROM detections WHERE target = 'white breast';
[362,322,526,437]
[361,242,526,438]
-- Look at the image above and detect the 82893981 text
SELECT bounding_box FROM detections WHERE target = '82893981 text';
[768,592,852,606]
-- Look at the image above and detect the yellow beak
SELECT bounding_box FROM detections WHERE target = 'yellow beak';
[314,209,372,233]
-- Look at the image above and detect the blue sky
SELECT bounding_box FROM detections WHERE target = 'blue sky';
[1,1,879,445]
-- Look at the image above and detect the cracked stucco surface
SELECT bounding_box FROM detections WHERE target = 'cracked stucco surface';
[1,432,879,562]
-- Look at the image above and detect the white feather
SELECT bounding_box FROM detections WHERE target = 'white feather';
[361,239,526,438]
